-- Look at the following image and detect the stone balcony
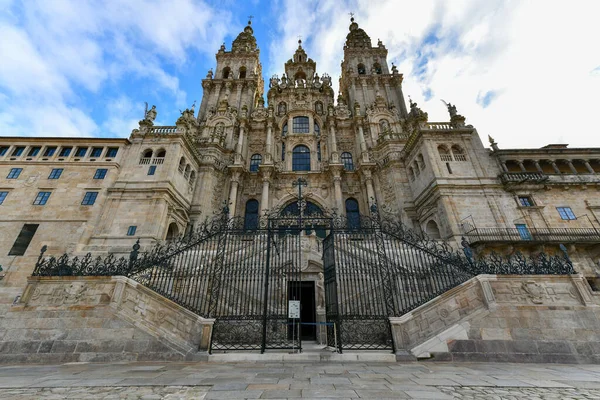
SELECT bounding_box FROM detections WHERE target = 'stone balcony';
[465,227,600,245]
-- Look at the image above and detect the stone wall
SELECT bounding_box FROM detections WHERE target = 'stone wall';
[391,274,600,363]
[0,276,214,364]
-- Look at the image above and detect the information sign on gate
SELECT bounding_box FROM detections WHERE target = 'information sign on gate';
[288,300,300,319]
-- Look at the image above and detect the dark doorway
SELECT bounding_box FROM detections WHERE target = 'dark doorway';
[288,281,316,340]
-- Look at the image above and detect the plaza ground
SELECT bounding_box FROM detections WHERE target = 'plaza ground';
[1,361,600,399]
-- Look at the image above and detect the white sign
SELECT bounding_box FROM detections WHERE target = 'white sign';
[288,300,300,319]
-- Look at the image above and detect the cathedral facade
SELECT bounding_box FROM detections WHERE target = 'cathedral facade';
[1,18,600,288]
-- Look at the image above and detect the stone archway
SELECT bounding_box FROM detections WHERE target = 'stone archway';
[166,222,179,241]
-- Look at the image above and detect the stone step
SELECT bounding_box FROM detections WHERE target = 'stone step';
[208,350,397,363]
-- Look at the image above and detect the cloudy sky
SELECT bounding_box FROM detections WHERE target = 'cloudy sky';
[1,0,599,149]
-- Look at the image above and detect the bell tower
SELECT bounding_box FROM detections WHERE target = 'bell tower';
[339,17,408,117]
[197,20,264,123]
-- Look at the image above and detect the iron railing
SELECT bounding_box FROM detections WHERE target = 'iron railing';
[465,227,600,244]
[32,206,576,353]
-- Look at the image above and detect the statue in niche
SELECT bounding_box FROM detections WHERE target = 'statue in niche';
[278,102,287,116]
[315,101,323,115]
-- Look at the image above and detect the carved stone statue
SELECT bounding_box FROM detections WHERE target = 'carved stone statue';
[316,272,325,309]
[447,103,457,118]
[145,105,157,122]
[278,102,287,116]
[206,68,213,79]
[269,75,279,88]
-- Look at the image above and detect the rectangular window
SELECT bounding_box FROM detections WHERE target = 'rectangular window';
[94,168,108,179]
[106,147,118,158]
[90,147,103,157]
[292,116,310,133]
[8,224,39,256]
[7,168,22,179]
[28,146,41,157]
[81,191,98,205]
[75,147,88,157]
[557,206,577,220]
[48,168,63,179]
[0,146,8,156]
[43,146,57,157]
[12,146,25,157]
[127,226,137,236]
[148,165,156,175]
[33,191,51,205]
[518,196,534,207]
[59,147,72,157]
[0,191,8,205]
[515,224,532,240]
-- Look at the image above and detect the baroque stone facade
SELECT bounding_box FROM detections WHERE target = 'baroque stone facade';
[1,18,600,288]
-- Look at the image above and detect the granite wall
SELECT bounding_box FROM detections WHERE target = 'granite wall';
[390,274,600,363]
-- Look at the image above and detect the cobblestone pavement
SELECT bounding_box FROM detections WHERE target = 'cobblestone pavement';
[1,361,600,399]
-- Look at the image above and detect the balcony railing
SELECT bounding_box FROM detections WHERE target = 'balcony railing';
[465,227,600,244]
[499,172,549,184]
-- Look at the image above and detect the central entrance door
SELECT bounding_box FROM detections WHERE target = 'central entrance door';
[288,281,316,340]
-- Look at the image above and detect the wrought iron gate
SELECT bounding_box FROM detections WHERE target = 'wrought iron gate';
[32,204,576,354]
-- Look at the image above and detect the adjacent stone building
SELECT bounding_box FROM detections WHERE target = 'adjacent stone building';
[1,18,600,289]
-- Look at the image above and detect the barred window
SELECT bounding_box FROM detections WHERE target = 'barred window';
[292,116,310,133]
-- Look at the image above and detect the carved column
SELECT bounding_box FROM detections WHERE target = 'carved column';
[235,124,245,164]
[565,159,578,174]
[265,122,273,163]
[357,124,369,162]
[329,124,339,163]
[550,161,561,174]
[260,169,272,214]
[533,160,543,173]
[228,171,241,217]
[500,161,509,173]
[517,160,526,172]
[331,166,344,214]
[363,169,376,205]
[584,160,595,174]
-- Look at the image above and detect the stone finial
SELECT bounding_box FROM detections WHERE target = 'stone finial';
[488,135,499,151]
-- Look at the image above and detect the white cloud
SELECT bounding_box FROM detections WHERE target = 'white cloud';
[0,0,232,137]
[270,0,600,149]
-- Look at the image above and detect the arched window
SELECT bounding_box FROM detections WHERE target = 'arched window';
[178,157,186,172]
[189,170,196,185]
[281,142,286,161]
[438,145,452,161]
[222,67,230,79]
[425,220,441,239]
[374,63,382,74]
[143,149,153,158]
[346,198,360,229]
[292,145,310,171]
[357,63,366,75]
[156,149,166,158]
[413,161,420,176]
[451,145,467,161]
[244,199,259,230]
[379,119,390,133]
[250,154,262,172]
[282,122,288,136]
[239,66,246,79]
[341,152,354,171]
[184,164,191,179]
[314,122,320,136]
[292,116,310,133]
[166,223,179,241]
[409,167,415,181]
